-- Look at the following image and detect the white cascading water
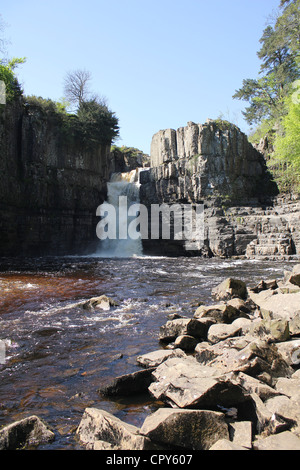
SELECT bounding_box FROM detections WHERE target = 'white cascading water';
[96,168,143,257]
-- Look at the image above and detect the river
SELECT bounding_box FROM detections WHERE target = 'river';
[0,254,295,449]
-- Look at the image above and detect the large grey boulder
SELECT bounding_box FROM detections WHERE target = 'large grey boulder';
[0,415,55,450]
[159,317,213,342]
[207,323,242,344]
[76,408,154,450]
[194,303,244,324]
[212,278,248,301]
[140,408,229,450]
[253,431,300,450]
[137,348,186,368]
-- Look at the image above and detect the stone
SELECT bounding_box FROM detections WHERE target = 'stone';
[174,335,198,352]
[249,290,300,322]
[209,439,248,450]
[207,323,242,344]
[159,318,213,342]
[140,408,229,451]
[289,311,300,336]
[275,377,300,399]
[137,348,186,368]
[148,356,256,412]
[228,421,253,449]
[231,317,253,334]
[212,278,248,301]
[76,408,153,450]
[98,368,155,397]
[253,431,300,450]
[288,264,300,287]
[82,295,119,311]
[0,415,55,450]
[233,372,281,401]
[194,303,244,324]
[249,319,290,343]
[276,340,300,366]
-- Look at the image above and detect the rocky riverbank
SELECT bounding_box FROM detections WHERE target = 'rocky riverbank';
[1,264,300,450]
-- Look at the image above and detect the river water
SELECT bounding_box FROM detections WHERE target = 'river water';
[0,254,295,449]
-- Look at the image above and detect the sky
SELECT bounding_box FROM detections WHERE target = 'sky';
[1,0,281,154]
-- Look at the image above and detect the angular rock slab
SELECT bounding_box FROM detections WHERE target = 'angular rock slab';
[253,431,300,450]
[76,408,152,450]
[140,408,229,451]
[148,356,250,410]
[0,415,55,450]
[137,348,186,368]
[211,278,247,301]
[98,368,155,397]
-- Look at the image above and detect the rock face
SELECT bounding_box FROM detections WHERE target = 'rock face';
[140,120,300,258]
[0,98,111,256]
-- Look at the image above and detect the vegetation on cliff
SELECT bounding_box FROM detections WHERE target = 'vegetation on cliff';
[234,0,300,193]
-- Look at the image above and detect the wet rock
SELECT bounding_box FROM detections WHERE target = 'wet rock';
[0,415,55,450]
[98,368,155,397]
[137,348,186,368]
[212,278,247,301]
[253,431,300,450]
[82,295,119,311]
[76,408,154,450]
[207,323,242,344]
[140,408,229,450]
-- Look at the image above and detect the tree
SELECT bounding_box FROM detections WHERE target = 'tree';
[233,0,300,126]
[63,69,92,109]
[0,57,26,101]
[77,97,119,145]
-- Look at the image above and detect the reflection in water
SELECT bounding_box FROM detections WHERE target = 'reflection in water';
[0,256,295,448]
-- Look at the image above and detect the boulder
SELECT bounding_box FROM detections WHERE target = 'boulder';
[253,431,300,450]
[159,318,213,343]
[288,264,300,287]
[207,323,242,344]
[249,319,290,343]
[194,303,245,324]
[76,408,153,450]
[265,394,300,433]
[137,348,186,368]
[0,415,55,450]
[249,289,300,322]
[228,421,253,449]
[196,336,293,383]
[209,439,248,450]
[148,356,255,412]
[289,311,300,336]
[140,408,229,451]
[212,278,247,301]
[98,368,155,397]
[276,339,300,366]
[275,377,300,400]
[82,295,119,311]
[174,335,199,352]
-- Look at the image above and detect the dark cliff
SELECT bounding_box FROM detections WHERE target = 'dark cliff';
[140,120,300,258]
[0,98,111,256]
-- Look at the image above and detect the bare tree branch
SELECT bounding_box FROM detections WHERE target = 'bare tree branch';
[63,69,92,108]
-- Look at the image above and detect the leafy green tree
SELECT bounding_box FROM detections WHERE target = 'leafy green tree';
[233,0,300,125]
[77,98,119,145]
[0,57,26,101]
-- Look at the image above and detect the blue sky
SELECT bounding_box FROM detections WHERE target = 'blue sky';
[1,0,281,154]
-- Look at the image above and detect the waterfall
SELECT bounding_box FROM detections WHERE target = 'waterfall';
[96,168,143,258]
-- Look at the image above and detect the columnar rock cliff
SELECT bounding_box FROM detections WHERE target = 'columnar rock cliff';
[140,120,300,258]
[0,98,111,256]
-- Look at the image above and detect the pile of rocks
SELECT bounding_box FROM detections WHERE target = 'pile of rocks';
[77,265,300,450]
